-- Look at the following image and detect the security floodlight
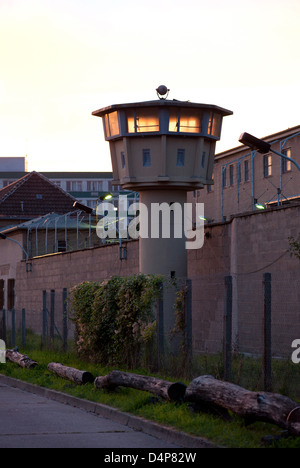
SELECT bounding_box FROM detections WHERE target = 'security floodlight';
[156,85,170,100]
[100,193,113,201]
[239,132,271,154]
[239,131,300,171]
[73,201,93,214]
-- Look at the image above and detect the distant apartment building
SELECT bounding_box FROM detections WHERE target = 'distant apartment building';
[0,156,28,172]
[0,161,115,209]
[191,125,300,223]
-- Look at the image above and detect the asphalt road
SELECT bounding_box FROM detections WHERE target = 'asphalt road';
[0,382,180,449]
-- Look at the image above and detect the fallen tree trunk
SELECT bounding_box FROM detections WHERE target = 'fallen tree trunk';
[185,375,300,436]
[47,362,94,385]
[6,349,38,369]
[94,370,187,402]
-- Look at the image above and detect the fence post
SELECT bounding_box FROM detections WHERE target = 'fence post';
[22,308,26,347]
[11,308,15,348]
[185,279,193,362]
[63,289,68,351]
[224,275,232,381]
[42,291,48,343]
[2,309,6,343]
[50,290,55,345]
[263,272,272,392]
[157,282,164,368]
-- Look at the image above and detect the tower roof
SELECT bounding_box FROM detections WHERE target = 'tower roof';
[92,99,233,118]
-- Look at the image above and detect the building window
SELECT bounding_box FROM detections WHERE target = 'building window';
[121,152,126,169]
[127,109,159,133]
[244,160,249,182]
[237,163,242,184]
[281,147,292,173]
[66,181,83,192]
[169,108,202,133]
[222,167,227,187]
[112,184,122,192]
[263,155,272,178]
[229,165,234,186]
[143,149,151,167]
[87,181,103,191]
[208,112,222,138]
[177,149,185,167]
[104,111,120,138]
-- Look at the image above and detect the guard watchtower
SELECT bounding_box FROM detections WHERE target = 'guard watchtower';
[92,87,232,278]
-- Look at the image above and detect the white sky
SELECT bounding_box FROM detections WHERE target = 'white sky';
[0,0,299,172]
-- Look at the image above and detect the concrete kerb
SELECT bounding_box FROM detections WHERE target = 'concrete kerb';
[0,374,219,449]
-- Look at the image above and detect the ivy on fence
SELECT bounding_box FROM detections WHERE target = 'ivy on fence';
[69,274,165,369]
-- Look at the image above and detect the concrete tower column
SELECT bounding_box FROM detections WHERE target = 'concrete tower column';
[138,189,187,278]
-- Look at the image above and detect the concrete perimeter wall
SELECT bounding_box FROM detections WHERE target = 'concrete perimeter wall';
[15,241,139,337]
[14,203,300,357]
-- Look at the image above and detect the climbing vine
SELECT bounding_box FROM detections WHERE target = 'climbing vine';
[69,274,164,368]
[288,234,300,260]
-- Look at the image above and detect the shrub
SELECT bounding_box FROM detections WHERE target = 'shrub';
[69,274,164,368]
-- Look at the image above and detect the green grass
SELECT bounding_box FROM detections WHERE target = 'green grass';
[1,334,300,448]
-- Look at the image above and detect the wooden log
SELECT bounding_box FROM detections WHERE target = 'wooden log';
[6,349,38,369]
[94,370,187,402]
[185,375,300,436]
[47,362,94,385]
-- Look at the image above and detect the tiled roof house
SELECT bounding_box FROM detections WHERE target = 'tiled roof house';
[0,171,78,228]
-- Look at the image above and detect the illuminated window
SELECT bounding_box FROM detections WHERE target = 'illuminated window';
[263,155,272,178]
[104,111,120,137]
[127,109,159,133]
[208,113,222,138]
[169,109,202,133]
[282,147,292,173]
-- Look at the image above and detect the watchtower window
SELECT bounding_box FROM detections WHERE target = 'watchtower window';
[177,149,185,167]
[169,108,202,134]
[208,112,222,138]
[104,111,120,138]
[127,109,159,133]
[121,152,126,169]
[143,149,151,167]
